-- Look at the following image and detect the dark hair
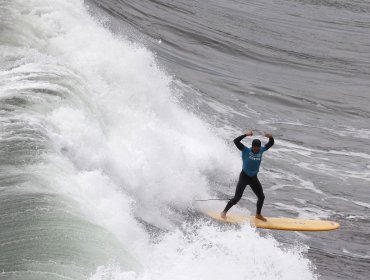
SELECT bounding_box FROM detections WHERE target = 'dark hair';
[252,139,261,147]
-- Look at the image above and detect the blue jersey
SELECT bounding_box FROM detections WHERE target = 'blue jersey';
[242,146,267,177]
[233,134,274,177]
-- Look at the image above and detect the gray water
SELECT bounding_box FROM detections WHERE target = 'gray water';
[90,0,370,279]
[1,0,369,279]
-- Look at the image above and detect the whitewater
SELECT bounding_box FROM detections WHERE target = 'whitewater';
[1,0,369,279]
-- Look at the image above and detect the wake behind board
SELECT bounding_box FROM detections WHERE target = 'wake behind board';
[205,211,340,231]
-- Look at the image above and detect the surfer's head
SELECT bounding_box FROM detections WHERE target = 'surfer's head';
[252,139,261,153]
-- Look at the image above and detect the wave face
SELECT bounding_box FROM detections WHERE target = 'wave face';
[88,0,370,279]
[0,0,315,279]
[1,0,369,279]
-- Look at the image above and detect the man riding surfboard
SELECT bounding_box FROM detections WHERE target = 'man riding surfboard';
[221,131,274,221]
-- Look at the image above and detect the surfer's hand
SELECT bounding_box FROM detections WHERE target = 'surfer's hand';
[245,131,253,136]
[264,132,272,138]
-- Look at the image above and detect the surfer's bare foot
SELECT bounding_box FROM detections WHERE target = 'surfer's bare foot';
[255,214,267,221]
[221,211,227,219]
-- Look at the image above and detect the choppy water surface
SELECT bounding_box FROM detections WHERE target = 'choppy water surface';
[1,0,369,279]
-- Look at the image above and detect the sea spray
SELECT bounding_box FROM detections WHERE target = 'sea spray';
[90,221,317,280]
[1,1,318,279]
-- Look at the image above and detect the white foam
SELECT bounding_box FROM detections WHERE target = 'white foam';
[352,200,370,209]
[340,126,370,140]
[90,222,317,280]
[342,249,370,260]
[3,1,318,279]
[23,0,236,225]
[265,168,324,195]
[273,203,332,219]
[328,150,370,160]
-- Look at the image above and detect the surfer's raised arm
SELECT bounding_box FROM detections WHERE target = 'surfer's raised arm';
[233,131,253,151]
[264,132,274,150]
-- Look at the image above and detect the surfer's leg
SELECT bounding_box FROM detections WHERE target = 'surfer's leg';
[222,171,249,216]
[250,176,266,220]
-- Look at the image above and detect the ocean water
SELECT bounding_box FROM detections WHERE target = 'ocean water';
[0,0,369,279]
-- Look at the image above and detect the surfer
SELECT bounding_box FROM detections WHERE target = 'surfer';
[221,131,274,221]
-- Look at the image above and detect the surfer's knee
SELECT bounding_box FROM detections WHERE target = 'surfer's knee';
[230,197,240,205]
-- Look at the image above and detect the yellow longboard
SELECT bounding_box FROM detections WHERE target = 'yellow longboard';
[205,211,340,231]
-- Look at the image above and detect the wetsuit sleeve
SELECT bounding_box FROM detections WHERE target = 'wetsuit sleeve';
[233,134,247,151]
[264,136,274,151]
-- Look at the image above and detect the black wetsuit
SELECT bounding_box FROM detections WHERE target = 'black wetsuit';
[223,135,274,215]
